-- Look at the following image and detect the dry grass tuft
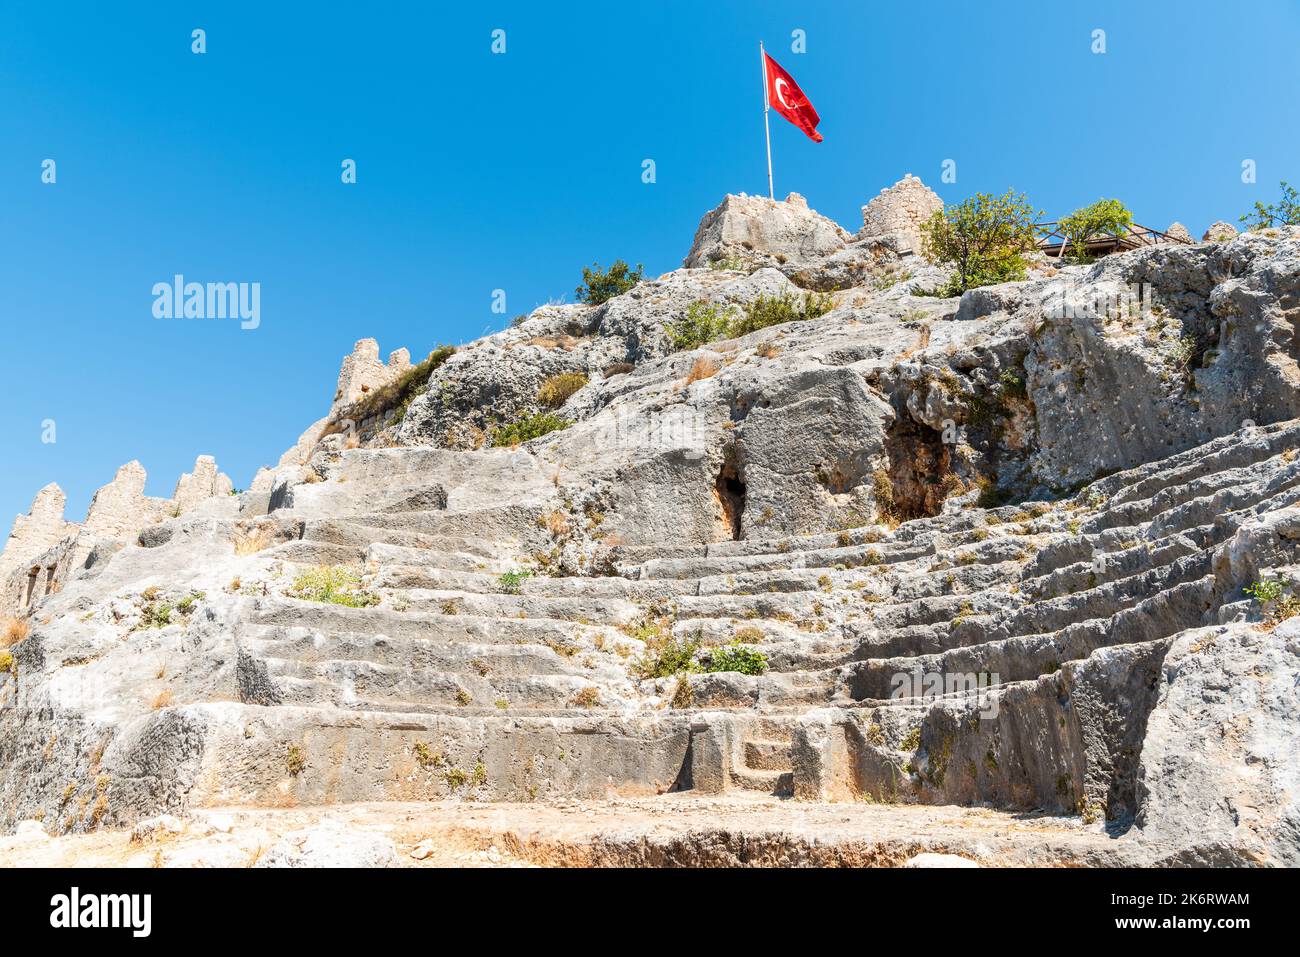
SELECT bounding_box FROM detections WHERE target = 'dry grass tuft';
[571,686,601,708]
[1,618,29,649]
[685,357,720,385]
[234,526,273,556]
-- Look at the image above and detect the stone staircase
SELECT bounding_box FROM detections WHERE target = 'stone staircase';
[176,421,1299,814]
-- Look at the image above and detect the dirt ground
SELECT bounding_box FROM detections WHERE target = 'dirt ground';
[0,792,1133,867]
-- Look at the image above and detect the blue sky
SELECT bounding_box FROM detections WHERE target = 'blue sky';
[2,1,1298,527]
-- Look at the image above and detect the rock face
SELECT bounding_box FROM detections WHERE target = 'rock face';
[1,178,1297,867]
[84,462,166,539]
[1136,622,1300,865]
[684,192,852,273]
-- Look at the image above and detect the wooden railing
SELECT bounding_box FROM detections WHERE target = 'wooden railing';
[1036,222,1192,258]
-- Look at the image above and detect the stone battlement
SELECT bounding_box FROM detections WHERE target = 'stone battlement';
[333,338,411,415]
[0,454,233,614]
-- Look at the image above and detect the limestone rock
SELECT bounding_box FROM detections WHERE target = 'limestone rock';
[254,821,400,868]
[902,852,981,868]
[332,338,410,415]
[1135,623,1300,865]
[5,177,1300,869]
[84,462,169,539]
[683,192,852,274]
[1164,221,1193,243]
[130,814,187,844]
[14,819,48,840]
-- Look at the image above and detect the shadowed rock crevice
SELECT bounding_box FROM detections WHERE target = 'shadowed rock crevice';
[883,413,950,521]
[715,453,747,541]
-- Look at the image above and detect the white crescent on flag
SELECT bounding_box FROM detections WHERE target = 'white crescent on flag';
[762,49,823,144]
[774,77,793,109]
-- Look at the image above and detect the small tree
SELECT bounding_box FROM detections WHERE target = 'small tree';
[1058,198,1133,259]
[576,259,644,305]
[665,301,734,351]
[1241,182,1300,230]
[920,191,1043,296]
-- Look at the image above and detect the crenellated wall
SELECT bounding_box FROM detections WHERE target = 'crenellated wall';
[332,338,411,415]
[0,455,234,615]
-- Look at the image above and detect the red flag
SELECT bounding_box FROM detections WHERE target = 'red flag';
[763,52,822,143]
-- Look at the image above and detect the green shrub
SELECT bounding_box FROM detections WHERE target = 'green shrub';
[576,259,644,305]
[633,633,700,679]
[489,412,570,447]
[498,569,532,594]
[444,766,468,789]
[414,742,442,769]
[1058,198,1133,260]
[1241,181,1300,230]
[919,190,1043,296]
[701,642,768,676]
[665,300,735,351]
[1168,334,1198,373]
[139,600,173,629]
[288,565,380,607]
[536,372,588,408]
[1245,579,1285,604]
[997,370,1027,399]
[732,290,833,336]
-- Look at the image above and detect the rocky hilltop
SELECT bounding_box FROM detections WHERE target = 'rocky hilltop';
[2,177,1298,867]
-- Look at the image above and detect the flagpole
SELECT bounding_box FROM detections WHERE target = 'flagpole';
[760,40,774,200]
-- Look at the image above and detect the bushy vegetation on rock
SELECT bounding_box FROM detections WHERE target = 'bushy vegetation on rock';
[665,291,834,351]
[1058,198,1133,259]
[489,411,570,447]
[920,190,1042,295]
[332,345,456,429]
[733,290,834,336]
[536,372,588,408]
[700,642,769,675]
[665,301,734,351]
[288,565,380,608]
[576,259,644,305]
[1241,181,1300,230]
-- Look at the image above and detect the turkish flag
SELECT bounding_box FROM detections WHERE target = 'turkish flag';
[764,52,823,142]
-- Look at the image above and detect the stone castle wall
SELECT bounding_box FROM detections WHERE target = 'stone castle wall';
[0,455,234,616]
[859,174,944,255]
